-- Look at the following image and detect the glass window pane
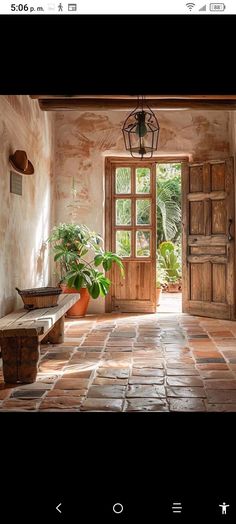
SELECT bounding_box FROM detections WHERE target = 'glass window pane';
[136,231,151,257]
[116,199,131,225]
[115,167,131,194]
[136,199,151,225]
[116,231,131,257]
[136,168,150,193]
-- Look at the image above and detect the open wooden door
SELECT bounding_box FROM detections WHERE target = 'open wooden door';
[105,158,156,313]
[182,158,235,320]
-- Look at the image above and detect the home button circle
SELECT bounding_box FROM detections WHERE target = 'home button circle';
[113,503,124,514]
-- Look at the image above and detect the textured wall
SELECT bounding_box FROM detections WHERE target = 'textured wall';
[0,96,55,316]
[54,109,231,313]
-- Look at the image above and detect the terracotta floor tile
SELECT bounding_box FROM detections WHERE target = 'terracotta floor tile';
[133,361,164,369]
[0,389,13,400]
[61,370,92,380]
[124,399,169,412]
[96,367,130,379]
[169,398,206,411]
[54,378,89,389]
[196,363,229,370]
[166,368,199,376]
[81,340,105,346]
[87,385,126,398]
[206,389,236,403]
[132,368,164,377]
[93,377,129,386]
[208,331,234,338]
[126,385,165,398]
[47,389,86,397]
[166,386,206,398]
[39,397,82,409]
[203,379,236,389]
[167,376,204,387]
[206,403,236,412]
[195,357,226,364]
[167,363,196,369]
[106,341,134,347]
[102,360,132,369]
[105,347,132,352]
[128,376,164,385]
[192,351,222,358]
[214,340,236,347]
[81,399,124,411]
[1,399,40,410]
[62,369,94,379]
[62,340,82,345]
[198,370,235,379]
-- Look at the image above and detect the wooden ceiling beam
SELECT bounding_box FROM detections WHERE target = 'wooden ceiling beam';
[38,98,236,111]
[31,94,236,100]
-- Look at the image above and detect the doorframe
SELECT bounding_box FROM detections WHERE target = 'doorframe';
[105,155,190,313]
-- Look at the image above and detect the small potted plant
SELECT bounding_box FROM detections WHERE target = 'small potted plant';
[157,241,181,293]
[156,267,167,305]
[47,223,124,316]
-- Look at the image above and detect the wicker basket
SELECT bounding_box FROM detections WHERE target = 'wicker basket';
[15,287,62,310]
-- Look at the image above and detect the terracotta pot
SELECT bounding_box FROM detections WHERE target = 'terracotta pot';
[167,282,180,293]
[60,285,90,317]
[156,287,162,305]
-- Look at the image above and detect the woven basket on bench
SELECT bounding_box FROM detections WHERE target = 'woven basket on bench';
[15,286,62,310]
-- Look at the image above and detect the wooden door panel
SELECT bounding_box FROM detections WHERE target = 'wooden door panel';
[212,264,226,302]
[190,246,226,255]
[212,200,227,234]
[211,163,225,190]
[188,301,230,320]
[190,262,212,302]
[190,165,204,191]
[111,261,155,312]
[182,158,235,320]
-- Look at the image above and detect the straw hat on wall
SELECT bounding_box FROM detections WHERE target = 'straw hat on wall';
[9,150,34,175]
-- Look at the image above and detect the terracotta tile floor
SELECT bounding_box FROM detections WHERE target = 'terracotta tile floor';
[1,293,236,411]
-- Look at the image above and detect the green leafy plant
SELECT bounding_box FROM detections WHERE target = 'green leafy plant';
[157,241,181,284]
[47,223,124,299]
[156,267,167,288]
[157,164,181,245]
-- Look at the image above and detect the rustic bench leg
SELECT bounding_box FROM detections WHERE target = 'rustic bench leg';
[1,336,40,384]
[45,316,65,344]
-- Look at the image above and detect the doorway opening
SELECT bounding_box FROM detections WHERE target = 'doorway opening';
[156,162,182,314]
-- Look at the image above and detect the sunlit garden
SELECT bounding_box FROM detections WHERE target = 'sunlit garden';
[156,163,182,295]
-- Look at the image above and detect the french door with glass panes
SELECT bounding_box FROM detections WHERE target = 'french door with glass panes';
[105,158,156,313]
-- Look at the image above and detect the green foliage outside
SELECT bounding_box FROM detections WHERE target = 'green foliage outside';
[156,164,182,286]
[156,163,181,246]
[157,241,181,285]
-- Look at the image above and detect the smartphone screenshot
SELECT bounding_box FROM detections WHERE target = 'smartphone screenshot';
[0,2,236,522]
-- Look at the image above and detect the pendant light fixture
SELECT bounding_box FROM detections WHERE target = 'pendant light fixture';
[122,96,160,159]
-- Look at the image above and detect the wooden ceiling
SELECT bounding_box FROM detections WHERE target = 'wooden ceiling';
[30,95,236,111]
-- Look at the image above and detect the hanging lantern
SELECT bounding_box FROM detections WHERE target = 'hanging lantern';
[122,96,160,159]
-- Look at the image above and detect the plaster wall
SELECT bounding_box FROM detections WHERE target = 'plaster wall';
[55,109,231,313]
[0,95,55,316]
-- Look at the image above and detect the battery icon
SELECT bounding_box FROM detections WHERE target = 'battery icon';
[209,3,226,10]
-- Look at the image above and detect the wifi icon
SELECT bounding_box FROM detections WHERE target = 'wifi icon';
[186,2,195,10]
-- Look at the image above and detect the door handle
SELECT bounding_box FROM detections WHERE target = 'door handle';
[228,219,233,241]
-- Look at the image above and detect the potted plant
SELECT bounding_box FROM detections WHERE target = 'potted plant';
[156,267,167,305]
[157,241,181,293]
[47,223,124,317]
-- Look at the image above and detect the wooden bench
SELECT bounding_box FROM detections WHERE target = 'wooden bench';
[0,293,80,384]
